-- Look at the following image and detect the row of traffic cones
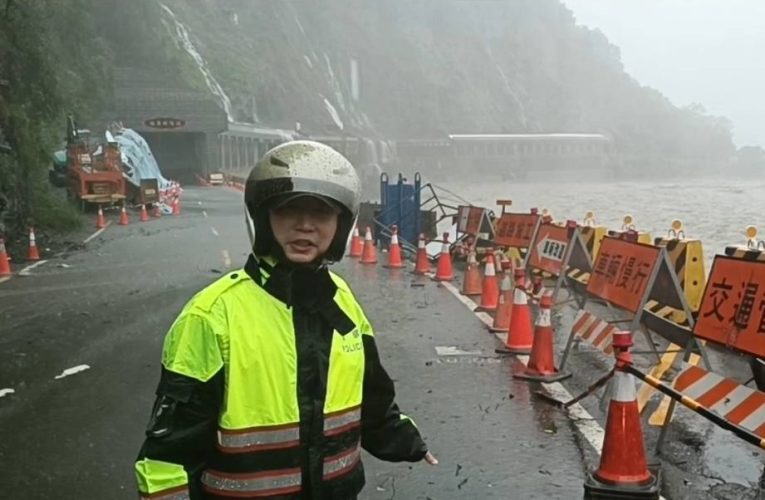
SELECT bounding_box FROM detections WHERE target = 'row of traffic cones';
[96,199,181,229]
[349,225,447,274]
[0,227,42,275]
[0,200,183,277]
[468,257,658,497]
[349,222,658,498]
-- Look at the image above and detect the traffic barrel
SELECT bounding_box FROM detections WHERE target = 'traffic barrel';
[461,247,482,296]
[475,248,499,312]
[584,330,660,499]
[385,225,405,269]
[434,233,454,281]
[349,226,363,258]
[360,226,378,265]
[514,290,571,382]
[413,234,430,275]
[26,227,40,262]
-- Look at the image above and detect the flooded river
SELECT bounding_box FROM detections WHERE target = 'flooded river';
[440,177,762,270]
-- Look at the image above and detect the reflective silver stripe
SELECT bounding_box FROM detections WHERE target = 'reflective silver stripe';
[139,488,190,500]
[324,407,361,435]
[323,446,361,480]
[217,425,300,452]
[201,468,302,496]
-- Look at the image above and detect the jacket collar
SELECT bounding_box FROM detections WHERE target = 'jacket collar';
[244,254,338,309]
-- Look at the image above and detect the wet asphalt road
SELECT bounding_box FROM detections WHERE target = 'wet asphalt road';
[0,186,763,499]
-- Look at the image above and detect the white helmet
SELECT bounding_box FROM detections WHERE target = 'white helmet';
[244,140,361,262]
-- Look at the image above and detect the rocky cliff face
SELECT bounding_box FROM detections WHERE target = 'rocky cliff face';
[154,0,733,172]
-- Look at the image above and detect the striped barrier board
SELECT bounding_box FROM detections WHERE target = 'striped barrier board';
[724,246,765,261]
[568,310,616,356]
[674,363,765,437]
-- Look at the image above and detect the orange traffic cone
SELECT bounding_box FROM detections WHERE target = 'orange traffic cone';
[118,205,129,226]
[413,234,430,275]
[152,204,162,218]
[385,226,405,269]
[475,248,499,312]
[434,233,454,281]
[360,226,377,265]
[27,227,40,262]
[0,237,11,276]
[172,197,181,216]
[497,269,534,354]
[489,271,514,332]
[514,290,571,382]
[349,226,363,258]
[461,247,482,296]
[585,330,660,498]
[96,206,107,229]
[139,204,149,222]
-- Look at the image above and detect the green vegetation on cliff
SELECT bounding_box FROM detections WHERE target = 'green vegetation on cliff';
[0,0,197,237]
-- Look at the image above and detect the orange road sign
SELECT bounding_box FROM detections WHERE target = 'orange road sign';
[694,255,765,358]
[586,237,661,314]
[494,213,540,249]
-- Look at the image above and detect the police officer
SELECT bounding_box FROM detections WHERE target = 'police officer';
[135,141,436,499]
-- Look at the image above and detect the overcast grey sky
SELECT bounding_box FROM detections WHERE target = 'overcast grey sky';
[563,0,765,148]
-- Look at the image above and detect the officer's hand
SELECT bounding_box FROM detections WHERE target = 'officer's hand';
[424,451,438,465]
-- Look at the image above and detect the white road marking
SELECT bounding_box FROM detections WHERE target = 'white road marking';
[437,279,666,499]
[54,364,90,380]
[435,346,482,356]
[0,276,10,284]
[222,249,231,268]
[202,210,208,218]
[211,227,219,237]
[83,222,111,244]
[0,388,15,398]
[18,260,48,277]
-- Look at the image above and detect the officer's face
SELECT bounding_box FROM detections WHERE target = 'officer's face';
[269,196,339,264]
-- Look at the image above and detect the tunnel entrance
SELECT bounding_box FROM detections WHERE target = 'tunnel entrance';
[141,131,206,183]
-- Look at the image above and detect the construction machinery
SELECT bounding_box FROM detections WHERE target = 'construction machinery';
[64,115,126,210]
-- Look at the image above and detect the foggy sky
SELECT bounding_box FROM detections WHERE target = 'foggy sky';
[563,0,765,148]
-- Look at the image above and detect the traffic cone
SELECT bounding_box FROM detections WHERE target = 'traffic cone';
[489,271,514,333]
[386,226,405,269]
[475,248,499,312]
[0,237,11,276]
[96,206,107,229]
[139,204,149,222]
[434,233,454,281]
[514,290,571,382]
[497,269,534,354]
[152,204,162,218]
[172,197,181,216]
[584,330,660,498]
[413,234,430,275]
[26,227,40,262]
[118,204,129,226]
[349,226,363,258]
[360,226,377,264]
[461,247,482,296]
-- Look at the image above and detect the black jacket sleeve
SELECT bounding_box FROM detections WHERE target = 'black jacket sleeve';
[360,335,428,462]
[136,367,224,499]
